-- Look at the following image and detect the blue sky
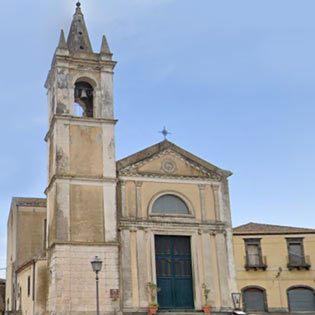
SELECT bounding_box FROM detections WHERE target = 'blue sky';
[1,0,315,278]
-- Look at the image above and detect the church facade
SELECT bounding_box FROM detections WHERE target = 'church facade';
[6,4,237,315]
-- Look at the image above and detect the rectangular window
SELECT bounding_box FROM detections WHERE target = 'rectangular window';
[27,276,30,297]
[286,238,310,270]
[244,238,267,270]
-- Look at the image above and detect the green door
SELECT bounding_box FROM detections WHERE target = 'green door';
[155,235,194,309]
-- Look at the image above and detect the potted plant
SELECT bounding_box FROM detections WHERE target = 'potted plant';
[202,283,211,313]
[147,282,161,314]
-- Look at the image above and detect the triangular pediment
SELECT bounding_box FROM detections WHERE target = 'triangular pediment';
[117,140,231,181]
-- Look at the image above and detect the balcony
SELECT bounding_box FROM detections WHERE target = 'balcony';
[244,255,267,271]
[287,255,311,270]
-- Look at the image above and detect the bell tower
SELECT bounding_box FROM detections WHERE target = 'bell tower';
[45,3,119,314]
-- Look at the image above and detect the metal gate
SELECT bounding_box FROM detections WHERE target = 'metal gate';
[288,288,315,312]
[155,235,194,309]
[243,288,266,312]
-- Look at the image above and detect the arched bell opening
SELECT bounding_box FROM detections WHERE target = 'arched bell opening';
[74,81,94,117]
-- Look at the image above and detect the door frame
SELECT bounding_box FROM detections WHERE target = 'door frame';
[241,285,268,312]
[150,231,200,310]
[287,285,315,312]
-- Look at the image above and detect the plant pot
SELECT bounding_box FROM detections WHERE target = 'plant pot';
[202,305,211,313]
[149,305,158,314]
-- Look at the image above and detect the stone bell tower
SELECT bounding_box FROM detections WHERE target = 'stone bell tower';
[45,3,119,314]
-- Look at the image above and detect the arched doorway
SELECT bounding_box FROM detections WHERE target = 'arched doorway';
[288,286,315,312]
[242,286,267,312]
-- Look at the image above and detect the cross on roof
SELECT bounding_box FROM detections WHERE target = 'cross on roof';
[159,126,171,140]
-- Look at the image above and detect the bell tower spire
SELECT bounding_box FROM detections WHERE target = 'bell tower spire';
[67,1,93,53]
[45,3,119,315]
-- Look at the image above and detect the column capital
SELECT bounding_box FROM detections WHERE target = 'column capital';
[211,183,220,191]
[136,181,143,188]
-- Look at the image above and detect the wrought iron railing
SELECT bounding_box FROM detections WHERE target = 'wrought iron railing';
[287,254,311,270]
[244,255,267,271]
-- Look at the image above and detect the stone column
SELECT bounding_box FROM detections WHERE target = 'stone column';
[210,232,221,309]
[199,184,206,221]
[136,181,143,218]
[201,231,215,306]
[225,229,237,292]
[137,230,148,308]
[130,229,139,308]
[121,229,132,309]
[211,184,221,221]
[120,181,126,217]
[191,232,202,309]
[215,232,233,309]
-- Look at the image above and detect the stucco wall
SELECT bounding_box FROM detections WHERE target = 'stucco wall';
[69,125,103,177]
[6,200,46,312]
[70,184,104,242]
[119,159,236,313]
[234,233,315,311]
[16,266,32,315]
[122,180,217,222]
[17,207,46,267]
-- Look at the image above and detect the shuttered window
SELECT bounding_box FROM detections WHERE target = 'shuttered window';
[287,239,304,265]
[244,238,266,270]
[247,244,260,266]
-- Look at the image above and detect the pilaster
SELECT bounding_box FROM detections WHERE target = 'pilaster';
[136,181,143,218]
[199,184,206,221]
[211,184,221,221]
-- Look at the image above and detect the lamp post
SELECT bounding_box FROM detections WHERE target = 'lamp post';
[91,256,103,315]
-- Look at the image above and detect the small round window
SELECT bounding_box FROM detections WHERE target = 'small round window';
[152,194,189,215]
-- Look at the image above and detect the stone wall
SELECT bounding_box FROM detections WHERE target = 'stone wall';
[47,245,119,315]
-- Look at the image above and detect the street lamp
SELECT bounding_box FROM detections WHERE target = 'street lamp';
[91,256,103,315]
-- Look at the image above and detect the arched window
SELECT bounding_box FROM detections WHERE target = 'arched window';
[242,286,267,312]
[152,194,189,215]
[74,81,94,117]
[288,287,315,312]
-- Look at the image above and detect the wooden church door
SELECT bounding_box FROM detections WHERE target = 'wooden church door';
[155,235,194,309]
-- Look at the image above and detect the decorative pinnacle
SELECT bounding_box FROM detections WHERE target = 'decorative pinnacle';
[76,2,81,7]
[159,126,171,140]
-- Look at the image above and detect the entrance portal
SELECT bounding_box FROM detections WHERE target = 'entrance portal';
[155,235,194,309]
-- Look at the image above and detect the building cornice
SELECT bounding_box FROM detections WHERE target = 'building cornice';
[48,240,120,249]
[45,174,117,195]
[45,114,117,142]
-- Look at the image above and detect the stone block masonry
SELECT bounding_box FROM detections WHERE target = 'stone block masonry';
[47,245,119,315]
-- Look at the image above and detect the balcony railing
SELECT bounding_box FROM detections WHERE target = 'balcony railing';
[287,255,311,270]
[244,255,267,271]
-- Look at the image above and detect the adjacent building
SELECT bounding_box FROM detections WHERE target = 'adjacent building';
[0,279,5,314]
[5,198,47,315]
[233,222,315,313]
[6,3,237,315]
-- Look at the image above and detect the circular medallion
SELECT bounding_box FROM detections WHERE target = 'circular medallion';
[161,159,177,174]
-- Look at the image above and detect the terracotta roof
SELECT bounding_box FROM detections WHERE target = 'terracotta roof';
[233,222,315,235]
[12,197,47,207]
